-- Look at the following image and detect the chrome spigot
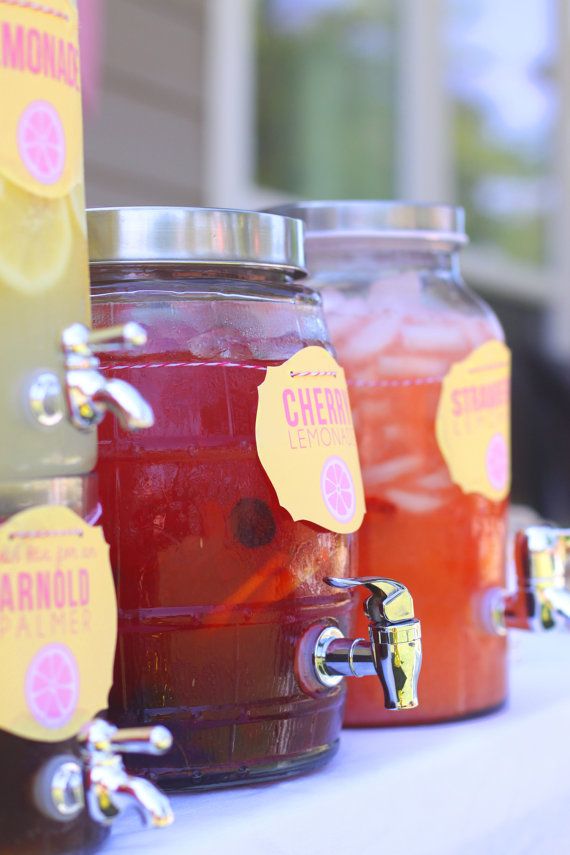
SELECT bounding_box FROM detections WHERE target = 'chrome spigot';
[61,323,154,431]
[311,577,422,710]
[78,719,174,829]
[488,526,570,634]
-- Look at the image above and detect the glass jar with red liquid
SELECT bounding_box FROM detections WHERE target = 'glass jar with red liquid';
[269,201,510,725]
[88,207,363,789]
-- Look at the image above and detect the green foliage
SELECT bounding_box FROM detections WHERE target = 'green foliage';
[454,101,547,265]
[256,0,397,198]
[256,0,548,266]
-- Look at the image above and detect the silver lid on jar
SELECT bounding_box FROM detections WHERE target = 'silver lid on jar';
[87,207,306,276]
[265,201,467,247]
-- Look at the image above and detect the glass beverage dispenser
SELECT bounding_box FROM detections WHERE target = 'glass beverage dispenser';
[268,201,570,726]
[88,206,423,789]
[0,2,172,851]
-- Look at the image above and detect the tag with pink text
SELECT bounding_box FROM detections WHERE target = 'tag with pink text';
[0,505,117,742]
[0,0,83,197]
[436,339,511,501]
[256,346,365,533]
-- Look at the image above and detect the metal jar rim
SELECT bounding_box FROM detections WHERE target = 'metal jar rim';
[264,200,467,247]
[87,207,307,276]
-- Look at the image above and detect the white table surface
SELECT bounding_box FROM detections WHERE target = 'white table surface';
[102,632,570,855]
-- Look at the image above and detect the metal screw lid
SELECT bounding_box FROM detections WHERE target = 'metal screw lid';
[87,207,306,276]
[265,201,467,247]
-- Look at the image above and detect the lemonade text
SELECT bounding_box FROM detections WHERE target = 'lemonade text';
[1,21,80,90]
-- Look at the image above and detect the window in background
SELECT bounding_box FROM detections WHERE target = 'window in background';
[206,0,569,316]
[255,0,398,199]
[446,0,556,268]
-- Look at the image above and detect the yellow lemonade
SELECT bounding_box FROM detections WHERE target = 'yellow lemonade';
[0,0,95,482]
[0,3,110,851]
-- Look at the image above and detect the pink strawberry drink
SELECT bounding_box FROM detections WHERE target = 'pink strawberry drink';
[325,273,507,724]
[268,202,510,725]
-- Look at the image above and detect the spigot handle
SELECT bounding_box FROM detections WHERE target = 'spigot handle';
[326,576,416,624]
[62,322,148,356]
[109,726,173,756]
[87,323,148,352]
[78,719,172,757]
[61,322,91,356]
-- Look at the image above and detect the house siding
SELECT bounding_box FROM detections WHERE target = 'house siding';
[84,0,205,207]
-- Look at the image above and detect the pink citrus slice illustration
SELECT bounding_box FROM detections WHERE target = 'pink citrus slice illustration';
[321,456,356,523]
[25,643,79,729]
[486,432,509,492]
[18,100,66,185]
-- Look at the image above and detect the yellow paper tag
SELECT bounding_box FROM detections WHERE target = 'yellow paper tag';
[0,0,82,198]
[256,346,365,533]
[436,340,511,501]
[0,506,117,742]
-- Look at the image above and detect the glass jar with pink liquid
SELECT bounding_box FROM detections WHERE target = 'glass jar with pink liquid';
[269,201,510,725]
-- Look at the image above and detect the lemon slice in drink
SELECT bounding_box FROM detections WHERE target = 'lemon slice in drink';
[0,177,72,294]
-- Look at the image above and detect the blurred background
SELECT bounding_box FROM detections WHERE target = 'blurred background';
[79,0,570,521]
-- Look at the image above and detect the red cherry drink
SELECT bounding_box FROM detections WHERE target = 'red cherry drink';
[93,280,353,789]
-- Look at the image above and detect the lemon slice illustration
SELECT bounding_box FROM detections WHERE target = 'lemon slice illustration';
[0,177,72,294]
[18,100,66,186]
[321,456,356,524]
[25,643,79,730]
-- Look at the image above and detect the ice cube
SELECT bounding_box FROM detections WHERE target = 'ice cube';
[337,313,400,364]
[352,395,392,422]
[384,488,443,513]
[416,467,452,490]
[326,307,372,352]
[322,289,368,319]
[249,333,302,362]
[461,314,505,349]
[382,423,407,443]
[187,326,253,361]
[400,322,467,353]
[369,271,422,303]
[363,455,422,488]
[377,354,449,378]
[226,300,295,342]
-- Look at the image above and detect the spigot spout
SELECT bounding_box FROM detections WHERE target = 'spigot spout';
[88,764,173,829]
[79,720,174,829]
[542,587,570,626]
[488,527,570,634]
[91,378,154,431]
[369,621,422,710]
[61,323,154,432]
[311,577,422,710]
